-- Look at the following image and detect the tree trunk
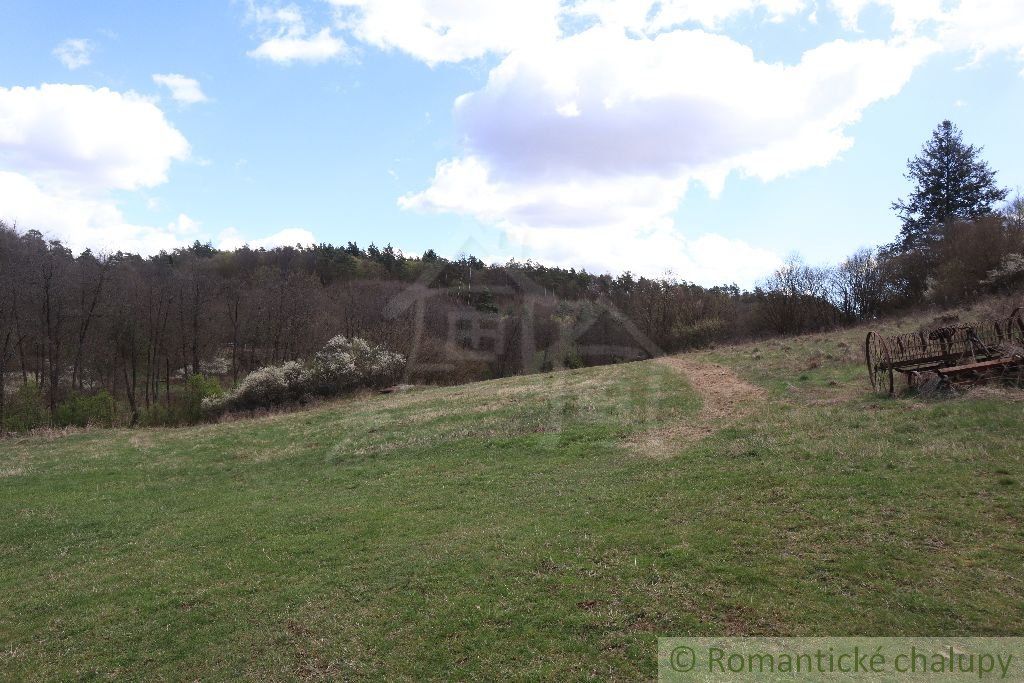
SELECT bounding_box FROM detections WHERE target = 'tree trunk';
[122,364,139,426]
[0,332,9,435]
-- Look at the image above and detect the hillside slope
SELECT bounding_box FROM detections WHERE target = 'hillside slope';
[2,319,1023,680]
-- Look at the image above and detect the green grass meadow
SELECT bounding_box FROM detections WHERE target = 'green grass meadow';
[2,321,1023,679]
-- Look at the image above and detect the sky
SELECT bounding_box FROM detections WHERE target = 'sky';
[1,0,1023,288]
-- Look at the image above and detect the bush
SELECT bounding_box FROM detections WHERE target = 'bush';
[137,375,223,426]
[305,335,405,395]
[226,361,307,410]
[563,348,585,369]
[199,393,230,418]
[181,374,223,424]
[673,317,728,349]
[4,383,48,432]
[211,336,405,414]
[140,402,173,427]
[54,390,116,428]
[983,253,1024,293]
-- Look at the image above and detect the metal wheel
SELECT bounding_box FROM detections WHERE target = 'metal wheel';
[1009,307,1024,343]
[865,331,894,396]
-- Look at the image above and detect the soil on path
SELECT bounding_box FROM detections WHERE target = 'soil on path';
[628,355,766,458]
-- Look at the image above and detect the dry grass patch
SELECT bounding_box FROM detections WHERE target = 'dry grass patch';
[627,355,766,458]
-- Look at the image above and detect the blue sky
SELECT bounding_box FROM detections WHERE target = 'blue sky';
[1,0,1022,287]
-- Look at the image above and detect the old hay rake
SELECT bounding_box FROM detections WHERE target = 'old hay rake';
[865,306,1024,396]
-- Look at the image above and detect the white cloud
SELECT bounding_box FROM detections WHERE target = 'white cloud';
[53,38,93,70]
[272,1,1024,73]
[247,2,347,64]
[827,0,944,33]
[216,227,317,250]
[152,73,209,104]
[329,0,563,65]
[249,27,347,63]
[0,84,194,256]
[827,1,1024,71]
[246,0,1024,281]
[326,1,969,282]
[400,157,782,284]
[0,84,190,191]
[500,223,782,287]
[0,169,312,257]
[449,29,933,187]
[400,28,933,279]
[327,0,818,65]
[370,0,1024,283]
[571,0,811,33]
[168,213,202,236]
[401,155,690,231]
[0,171,194,255]
[936,0,1024,72]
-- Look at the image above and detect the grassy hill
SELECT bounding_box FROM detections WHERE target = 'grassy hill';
[2,315,1023,680]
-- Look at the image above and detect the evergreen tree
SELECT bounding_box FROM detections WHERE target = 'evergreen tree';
[892,120,1007,254]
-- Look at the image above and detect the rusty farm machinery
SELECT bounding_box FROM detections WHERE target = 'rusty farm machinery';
[865,306,1024,396]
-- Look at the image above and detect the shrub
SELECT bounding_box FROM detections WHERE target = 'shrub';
[182,374,224,424]
[212,336,405,414]
[983,253,1024,293]
[305,335,405,395]
[200,393,230,418]
[4,383,48,432]
[54,390,117,428]
[229,361,307,410]
[563,348,584,369]
[140,402,173,427]
[673,317,728,349]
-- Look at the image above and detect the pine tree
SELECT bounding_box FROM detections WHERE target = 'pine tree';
[892,120,1007,255]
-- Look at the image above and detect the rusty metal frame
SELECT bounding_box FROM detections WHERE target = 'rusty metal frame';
[864,304,1024,396]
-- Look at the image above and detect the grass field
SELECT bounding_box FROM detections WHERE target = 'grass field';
[2,318,1023,680]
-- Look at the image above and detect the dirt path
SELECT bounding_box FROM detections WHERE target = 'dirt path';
[629,355,766,458]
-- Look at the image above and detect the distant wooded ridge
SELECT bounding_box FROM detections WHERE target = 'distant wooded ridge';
[1,120,1022,431]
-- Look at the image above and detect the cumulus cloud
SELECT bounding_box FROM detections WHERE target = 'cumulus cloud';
[328,0,1024,63]
[152,73,209,104]
[323,0,967,281]
[328,0,563,65]
[399,27,932,280]
[217,226,317,250]
[53,38,94,70]
[935,1,1024,72]
[500,224,782,287]
[247,2,347,64]
[827,0,943,33]
[570,0,811,33]
[400,155,689,232]
[0,84,194,255]
[450,29,934,186]
[0,84,190,191]
[401,157,783,284]
[829,0,1024,71]
[326,0,819,65]
[249,0,1024,280]
[249,28,347,63]
[0,171,197,255]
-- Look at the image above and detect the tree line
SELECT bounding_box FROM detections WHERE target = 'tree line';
[1,120,1021,432]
